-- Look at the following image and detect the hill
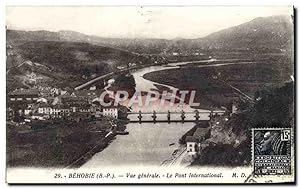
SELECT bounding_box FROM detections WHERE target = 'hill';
[7,15,294,54]
[202,15,293,51]
[7,29,171,54]
[6,15,294,90]
[6,40,151,90]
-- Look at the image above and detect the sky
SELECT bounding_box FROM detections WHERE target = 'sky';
[6,6,293,39]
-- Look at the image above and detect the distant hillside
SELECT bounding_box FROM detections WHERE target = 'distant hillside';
[17,41,148,72]
[6,15,294,90]
[6,40,151,90]
[7,29,171,54]
[7,15,294,54]
[201,15,293,51]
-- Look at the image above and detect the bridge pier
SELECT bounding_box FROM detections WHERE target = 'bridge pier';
[181,110,185,123]
[167,111,171,123]
[194,110,200,122]
[152,111,157,124]
[138,111,142,124]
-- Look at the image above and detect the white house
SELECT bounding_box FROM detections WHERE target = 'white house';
[24,108,33,116]
[186,127,211,156]
[37,97,48,104]
[103,106,118,119]
[38,106,52,115]
[186,136,199,156]
[231,101,238,115]
[51,107,61,117]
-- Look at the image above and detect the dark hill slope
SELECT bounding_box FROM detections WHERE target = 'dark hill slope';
[16,41,146,74]
[202,15,293,50]
[7,40,150,89]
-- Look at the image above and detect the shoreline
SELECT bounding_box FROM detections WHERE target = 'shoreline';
[160,144,187,167]
[7,118,129,168]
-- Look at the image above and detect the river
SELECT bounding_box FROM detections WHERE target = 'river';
[81,61,207,168]
[81,58,257,168]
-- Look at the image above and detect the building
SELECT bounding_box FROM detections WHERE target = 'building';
[31,114,46,121]
[9,89,39,103]
[37,104,71,118]
[59,95,87,106]
[78,104,92,113]
[60,105,71,116]
[94,108,102,118]
[89,86,96,90]
[186,126,211,156]
[37,97,48,104]
[24,104,38,116]
[38,105,52,115]
[103,106,118,119]
[51,105,61,117]
[231,101,238,115]
[186,136,199,155]
[39,89,54,98]
[71,90,104,104]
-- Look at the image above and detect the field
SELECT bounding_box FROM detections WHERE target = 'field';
[143,53,293,109]
[7,119,112,167]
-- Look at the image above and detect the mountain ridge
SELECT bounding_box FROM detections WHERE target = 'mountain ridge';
[7,15,293,53]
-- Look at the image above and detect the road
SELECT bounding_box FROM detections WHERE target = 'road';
[74,72,115,90]
[74,62,166,90]
[169,147,188,167]
[161,147,189,167]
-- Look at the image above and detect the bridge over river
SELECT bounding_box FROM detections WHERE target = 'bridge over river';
[127,110,225,123]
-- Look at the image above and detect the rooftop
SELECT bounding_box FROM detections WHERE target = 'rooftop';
[186,136,199,143]
[9,89,39,96]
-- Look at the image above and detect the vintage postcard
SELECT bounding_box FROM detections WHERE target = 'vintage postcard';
[6,6,295,184]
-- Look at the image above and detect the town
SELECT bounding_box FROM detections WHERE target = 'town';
[7,86,128,125]
[6,83,132,168]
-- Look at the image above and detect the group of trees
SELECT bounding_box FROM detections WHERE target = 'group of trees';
[192,82,294,167]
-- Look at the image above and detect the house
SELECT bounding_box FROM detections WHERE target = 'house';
[51,105,61,117]
[117,65,126,70]
[9,89,39,102]
[31,114,46,121]
[103,106,118,119]
[186,136,199,156]
[60,90,68,95]
[60,105,71,116]
[37,97,48,104]
[36,104,73,118]
[71,90,103,104]
[128,62,136,67]
[38,104,52,115]
[186,126,211,156]
[24,104,37,116]
[94,108,102,118]
[39,89,54,98]
[27,72,37,84]
[60,95,87,106]
[89,86,96,90]
[231,101,238,115]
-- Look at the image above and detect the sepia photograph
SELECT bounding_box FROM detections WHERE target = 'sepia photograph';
[5,6,295,184]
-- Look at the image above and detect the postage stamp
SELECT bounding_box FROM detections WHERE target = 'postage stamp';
[252,128,292,175]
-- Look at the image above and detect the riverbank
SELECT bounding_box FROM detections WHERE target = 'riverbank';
[143,67,235,110]
[160,122,207,167]
[7,118,129,168]
[143,59,289,110]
